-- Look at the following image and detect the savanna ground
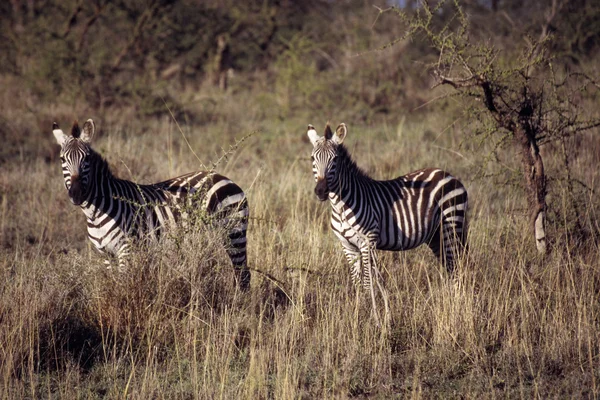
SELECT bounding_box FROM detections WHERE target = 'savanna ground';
[2,1,600,398]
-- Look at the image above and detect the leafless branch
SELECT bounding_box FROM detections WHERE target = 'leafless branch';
[110,2,161,72]
[62,0,83,38]
[77,3,105,51]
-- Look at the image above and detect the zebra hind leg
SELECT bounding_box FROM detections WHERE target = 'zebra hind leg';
[427,224,459,274]
[426,225,448,271]
[224,204,250,290]
[225,227,250,290]
[438,217,468,274]
[215,199,250,290]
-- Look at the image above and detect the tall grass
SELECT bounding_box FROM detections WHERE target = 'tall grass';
[0,83,599,398]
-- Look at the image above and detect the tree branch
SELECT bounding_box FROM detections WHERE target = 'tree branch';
[110,2,161,72]
[77,2,105,51]
[62,0,83,38]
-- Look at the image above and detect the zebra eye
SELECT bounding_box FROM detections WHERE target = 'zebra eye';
[311,155,315,162]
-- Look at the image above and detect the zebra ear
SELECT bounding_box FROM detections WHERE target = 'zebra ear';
[52,122,69,146]
[333,123,347,144]
[307,124,320,145]
[324,123,333,140]
[81,119,95,143]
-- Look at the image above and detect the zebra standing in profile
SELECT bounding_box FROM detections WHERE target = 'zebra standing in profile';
[307,122,468,323]
[53,119,250,290]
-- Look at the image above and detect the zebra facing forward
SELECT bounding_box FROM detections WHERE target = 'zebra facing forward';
[307,123,468,294]
[53,119,250,290]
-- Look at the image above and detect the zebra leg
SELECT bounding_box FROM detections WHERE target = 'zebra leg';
[227,226,250,290]
[360,243,383,328]
[429,217,466,274]
[369,251,390,328]
[442,223,459,273]
[221,204,250,290]
[115,243,130,272]
[342,245,362,287]
[427,225,445,268]
[438,195,468,273]
[443,211,469,273]
[100,244,129,271]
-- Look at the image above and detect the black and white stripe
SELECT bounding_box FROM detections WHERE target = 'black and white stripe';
[308,123,468,288]
[53,119,250,289]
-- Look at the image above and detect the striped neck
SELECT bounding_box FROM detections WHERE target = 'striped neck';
[329,145,371,202]
[78,150,117,208]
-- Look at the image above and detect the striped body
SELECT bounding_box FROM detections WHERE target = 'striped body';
[53,119,250,289]
[308,123,467,288]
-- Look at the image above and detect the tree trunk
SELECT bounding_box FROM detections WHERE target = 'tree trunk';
[515,126,548,254]
[479,80,548,254]
[213,34,230,91]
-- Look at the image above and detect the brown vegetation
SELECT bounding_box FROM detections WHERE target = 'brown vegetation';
[1,0,599,398]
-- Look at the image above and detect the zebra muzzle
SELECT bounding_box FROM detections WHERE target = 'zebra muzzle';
[314,178,329,201]
[68,176,85,205]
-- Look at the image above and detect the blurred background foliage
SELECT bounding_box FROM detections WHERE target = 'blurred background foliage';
[2,0,597,121]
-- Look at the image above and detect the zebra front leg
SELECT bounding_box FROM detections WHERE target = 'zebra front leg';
[369,250,390,328]
[360,242,390,329]
[94,242,127,272]
[360,243,383,328]
[342,246,362,287]
[113,243,130,272]
[341,245,363,326]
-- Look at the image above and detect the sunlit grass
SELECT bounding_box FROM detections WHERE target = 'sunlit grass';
[1,84,599,398]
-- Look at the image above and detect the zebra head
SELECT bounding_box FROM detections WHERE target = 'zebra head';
[307,123,347,201]
[52,119,96,206]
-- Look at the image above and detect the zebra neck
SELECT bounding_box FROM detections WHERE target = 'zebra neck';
[329,145,371,207]
[79,153,120,214]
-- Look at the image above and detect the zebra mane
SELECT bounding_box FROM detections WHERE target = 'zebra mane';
[71,121,81,138]
[88,146,115,179]
[336,143,370,180]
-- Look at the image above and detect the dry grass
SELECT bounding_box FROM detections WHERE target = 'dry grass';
[1,82,599,399]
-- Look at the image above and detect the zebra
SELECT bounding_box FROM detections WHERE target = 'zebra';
[307,123,468,323]
[52,119,250,290]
